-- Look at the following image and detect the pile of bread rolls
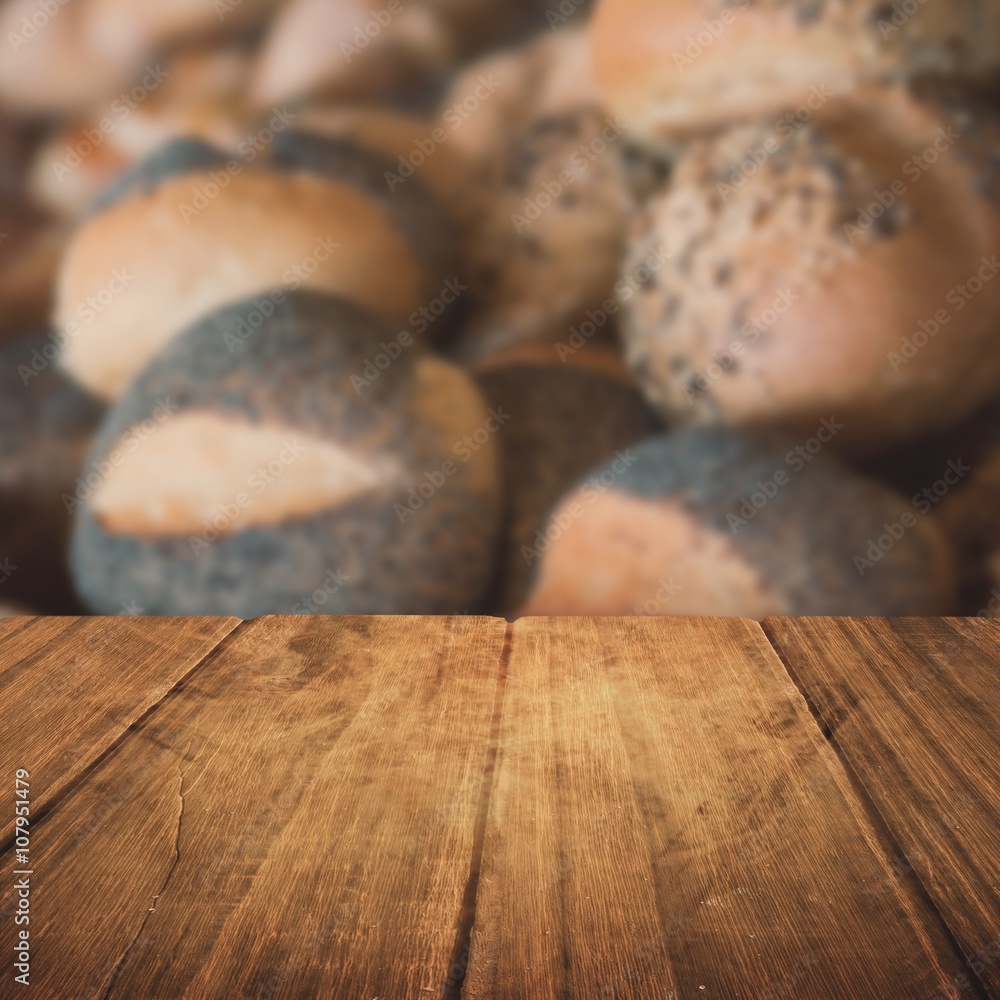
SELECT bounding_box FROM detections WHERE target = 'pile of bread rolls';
[1,0,998,619]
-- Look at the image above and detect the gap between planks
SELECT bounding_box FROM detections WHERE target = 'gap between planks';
[443,619,514,1000]
[758,618,993,1000]
[0,617,251,861]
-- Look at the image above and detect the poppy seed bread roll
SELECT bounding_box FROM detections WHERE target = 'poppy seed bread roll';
[55,139,430,400]
[268,128,462,342]
[589,0,1000,142]
[473,342,661,612]
[520,427,957,618]
[71,292,501,617]
[620,93,1000,453]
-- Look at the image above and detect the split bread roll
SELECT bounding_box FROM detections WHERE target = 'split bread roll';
[55,135,447,400]
[71,292,501,617]
[619,86,1000,453]
[520,427,958,618]
[589,0,1000,141]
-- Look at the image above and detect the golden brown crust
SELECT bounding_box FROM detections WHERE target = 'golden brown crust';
[589,0,1000,141]
[56,166,425,399]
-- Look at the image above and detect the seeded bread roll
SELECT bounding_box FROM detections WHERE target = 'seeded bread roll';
[452,102,634,362]
[521,427,957,617]
[620,91,1000,453]
[589,0,1000,142]
[440,29,602,175]
[473,342,660,612]
[71,292,501,617]
[55,138,431,400]
[291,105,468,215]
[268,127,462,342]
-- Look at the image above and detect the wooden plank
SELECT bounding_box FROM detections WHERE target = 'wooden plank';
[2,616,506,999]
[765,616,1000,996]
[465,616,976,1000]
[0,616,240,823]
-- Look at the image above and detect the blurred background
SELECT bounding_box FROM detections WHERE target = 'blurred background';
[1,0,999,621]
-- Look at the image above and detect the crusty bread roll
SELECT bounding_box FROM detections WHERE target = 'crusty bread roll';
[589,0,1000,142]
[267,127,462,342]
[291,105,467,211]
[620,87,1000,453]
[71,292,501,617]
[520,427,958,617]
[55,139,433,400]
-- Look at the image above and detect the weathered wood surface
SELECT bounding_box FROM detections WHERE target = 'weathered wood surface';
[0,616,506,1000]
[464,617,977,999]
[0,615,996,999]
[0,615,240,827]
[766,617,1000,997]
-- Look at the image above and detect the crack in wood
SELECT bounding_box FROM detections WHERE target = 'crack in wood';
[442,619,513,1000]
[759,619,993,1000]
[101,761,188,1000]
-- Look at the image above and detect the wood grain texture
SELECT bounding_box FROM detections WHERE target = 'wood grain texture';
[0,615,240,824]
[1,616,506,1000]
[465,616,974,1000]
[765,617,1000,997]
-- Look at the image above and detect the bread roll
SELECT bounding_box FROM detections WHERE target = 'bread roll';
[589,0,1000,141]
[521,427,957,617]
[71,292,501,617]
[55,139,431,399]
[620,90,1000,452]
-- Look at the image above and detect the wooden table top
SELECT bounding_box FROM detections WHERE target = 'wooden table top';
[0,616,997,1000]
